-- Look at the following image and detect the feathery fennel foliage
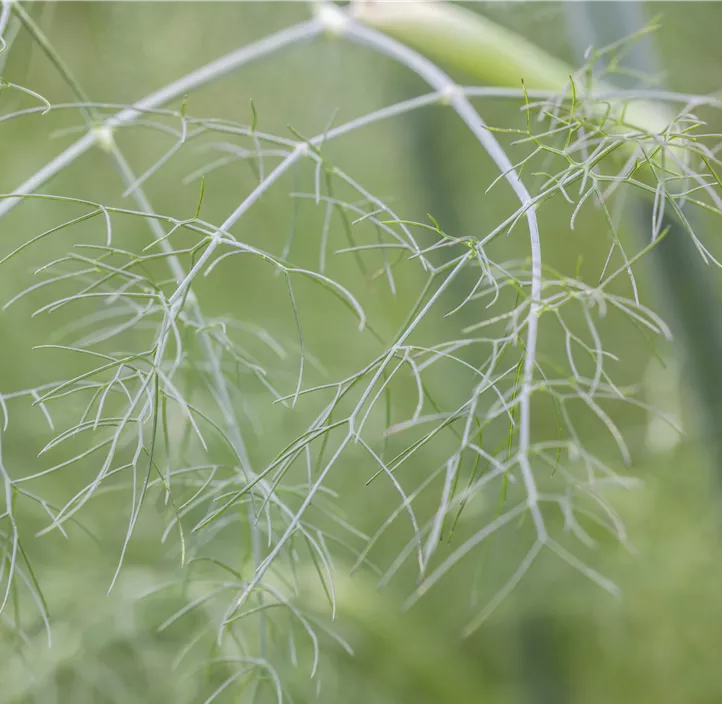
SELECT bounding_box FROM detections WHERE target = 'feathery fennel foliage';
[1,2,721,701]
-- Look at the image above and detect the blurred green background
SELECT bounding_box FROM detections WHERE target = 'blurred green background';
[1,2,722,702]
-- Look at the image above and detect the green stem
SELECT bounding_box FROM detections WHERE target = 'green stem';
[352,1,678,162]
[11,2,97,124]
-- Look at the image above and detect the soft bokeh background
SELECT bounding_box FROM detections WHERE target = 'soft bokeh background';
[1,2,722,702]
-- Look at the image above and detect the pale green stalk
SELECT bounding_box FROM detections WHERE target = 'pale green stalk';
[351,1,676,154]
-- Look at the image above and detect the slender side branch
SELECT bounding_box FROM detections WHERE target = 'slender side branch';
[0,18,322,219]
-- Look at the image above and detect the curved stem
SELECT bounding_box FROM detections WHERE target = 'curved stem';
[0,1,12,41]
[342,11,546,539]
